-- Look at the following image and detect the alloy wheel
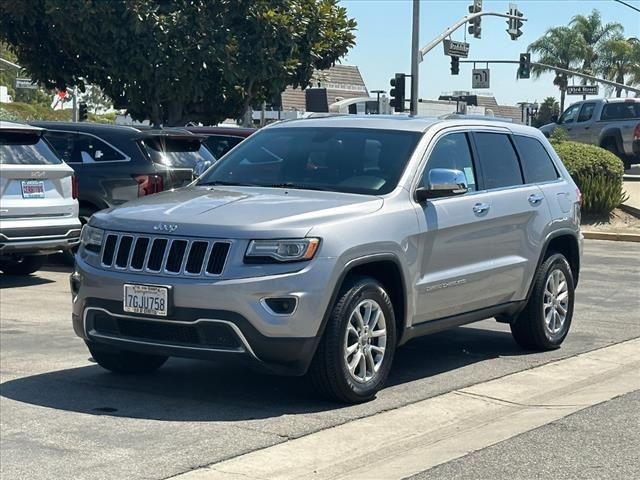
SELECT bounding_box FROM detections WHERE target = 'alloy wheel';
[343,299,387,383]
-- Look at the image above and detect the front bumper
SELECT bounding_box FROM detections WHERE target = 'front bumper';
[0,220,81,255]
[71,255,338,374]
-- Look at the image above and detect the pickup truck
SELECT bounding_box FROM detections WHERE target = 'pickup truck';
[540,98,640,170]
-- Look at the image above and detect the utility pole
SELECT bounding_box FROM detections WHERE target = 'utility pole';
[410,0,420,116]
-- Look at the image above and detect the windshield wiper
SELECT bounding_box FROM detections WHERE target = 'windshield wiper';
[198,180,258,187]
[268,183,332,192]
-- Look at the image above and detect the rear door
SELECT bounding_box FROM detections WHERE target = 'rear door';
[0,129,76,220]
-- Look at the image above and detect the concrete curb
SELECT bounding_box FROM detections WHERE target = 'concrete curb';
[583,230,640,242]
[620,203,640,218]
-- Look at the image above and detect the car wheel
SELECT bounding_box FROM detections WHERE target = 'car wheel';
[87,342,168,374]
[309,276,396,403]
[510,252,575,351]
[0,255,46,275]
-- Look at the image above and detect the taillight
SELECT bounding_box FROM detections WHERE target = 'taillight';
[576,188,582,206]
[634,123,640,141]
[71,175,78,200]
[134,174,164,197]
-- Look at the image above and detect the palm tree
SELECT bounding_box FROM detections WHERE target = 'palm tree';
[597,36,640,97]
[570,10,623,81]
[528,27,586,111]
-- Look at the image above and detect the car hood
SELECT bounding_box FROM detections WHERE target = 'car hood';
[91,186,384,239]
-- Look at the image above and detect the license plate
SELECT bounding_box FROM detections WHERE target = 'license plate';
[123,284,169,316]
[21,180,45,199]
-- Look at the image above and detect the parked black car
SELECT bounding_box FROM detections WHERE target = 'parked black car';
[30,122,214,222]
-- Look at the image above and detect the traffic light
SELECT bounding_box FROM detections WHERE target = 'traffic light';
[389,73,406,113]
[467,0,482,39]
[518,53,531,79]
[78,102,88,122]
[506,3,523,40]
[450,56,460,75]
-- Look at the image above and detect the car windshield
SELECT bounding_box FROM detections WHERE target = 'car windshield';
[142,137,216,168]
[0,131,63,165]
[197,127,422,195]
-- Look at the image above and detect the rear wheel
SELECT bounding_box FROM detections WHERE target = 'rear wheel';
[603,139,631,170]
[0,255,46,275]
[309,276,396,403]
[510,252,575,351]
[87,342,168,374]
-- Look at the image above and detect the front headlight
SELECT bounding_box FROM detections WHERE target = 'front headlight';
[80,225,104,253]
[245,238,320,263]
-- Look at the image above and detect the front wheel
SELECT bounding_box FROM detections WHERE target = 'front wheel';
[510,252,575,351]
[0,255,46,275]
[87,342,168,374]
[309,276,396,403]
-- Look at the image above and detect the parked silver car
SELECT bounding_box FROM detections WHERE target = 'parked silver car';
[72,116,583,402]
[0,122,81,275]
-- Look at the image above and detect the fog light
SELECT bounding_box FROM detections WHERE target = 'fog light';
[262,297,298,315]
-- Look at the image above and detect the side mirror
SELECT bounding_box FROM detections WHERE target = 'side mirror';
[415,168,468,202]
[193,159,213,178]
[551,114,559,124]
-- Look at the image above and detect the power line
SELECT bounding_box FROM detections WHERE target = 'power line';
[614,0,640,13]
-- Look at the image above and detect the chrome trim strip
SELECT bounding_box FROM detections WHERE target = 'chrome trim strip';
[0,228,81,242]
[83,307,260,360]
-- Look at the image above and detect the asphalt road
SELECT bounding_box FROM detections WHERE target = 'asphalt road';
[1,240,639,480]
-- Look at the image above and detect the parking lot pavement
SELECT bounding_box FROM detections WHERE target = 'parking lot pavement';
[1,240,639,480]
[408,390,640,480]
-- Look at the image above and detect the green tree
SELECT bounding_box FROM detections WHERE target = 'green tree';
[533,96,559,127]
[570,10,623,80]
[528,26,586,112]
[597,36,640,97]
[0,0,356,126]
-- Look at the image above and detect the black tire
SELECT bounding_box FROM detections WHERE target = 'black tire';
[602,139,630,169]
[0,255,46,275]
[510,252,575,351]
[309,276,397,403]
[87,342,168,374]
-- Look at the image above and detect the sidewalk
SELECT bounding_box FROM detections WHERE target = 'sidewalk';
[622,180,640,216]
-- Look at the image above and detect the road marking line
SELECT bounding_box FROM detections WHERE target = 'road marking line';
[171,338,640,480]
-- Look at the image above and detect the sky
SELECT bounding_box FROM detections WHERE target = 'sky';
[341,0,640,106]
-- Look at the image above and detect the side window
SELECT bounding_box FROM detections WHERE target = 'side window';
[602,103,640,120]
[558,104,580,124]
[473,132,523,189]
[514,136,559,184]
[577,103,596,123]
[71,134,126,163]
[43,131,77,163]
[423,133,476,191]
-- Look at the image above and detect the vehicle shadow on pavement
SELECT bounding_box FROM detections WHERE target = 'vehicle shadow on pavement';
[0,326,528,421]
[0,274,55,289]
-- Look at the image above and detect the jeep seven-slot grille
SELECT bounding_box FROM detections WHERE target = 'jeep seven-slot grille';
[101,233,230,276]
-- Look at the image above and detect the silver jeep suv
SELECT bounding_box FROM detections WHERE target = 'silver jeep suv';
[71,116,583,403]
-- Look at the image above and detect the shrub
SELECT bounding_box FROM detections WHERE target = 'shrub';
[551,141,628,215]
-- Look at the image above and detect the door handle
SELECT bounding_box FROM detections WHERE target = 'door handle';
[584,126,590,130]
[528,194,544,205]
[473,202,490,214]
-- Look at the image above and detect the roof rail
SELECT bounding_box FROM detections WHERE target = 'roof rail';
[439,113,514,123]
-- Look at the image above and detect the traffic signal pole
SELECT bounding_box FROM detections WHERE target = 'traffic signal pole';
[458,59,640,95]
[410,0,420,116]
[417,11,527,63]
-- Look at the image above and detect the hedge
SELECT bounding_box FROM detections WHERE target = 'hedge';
[551,140,627,215]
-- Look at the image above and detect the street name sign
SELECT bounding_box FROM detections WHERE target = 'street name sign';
[15,78,37,90]
[472,69,490,89]
[567,85,599,96]
[443,40,470,58]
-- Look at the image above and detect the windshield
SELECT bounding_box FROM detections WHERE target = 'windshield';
[197,127,422,195]
[0,131,63,165]
[142,137,216,168]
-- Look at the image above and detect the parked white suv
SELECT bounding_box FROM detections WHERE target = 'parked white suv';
[0,122,81,275]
